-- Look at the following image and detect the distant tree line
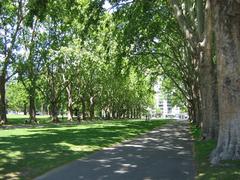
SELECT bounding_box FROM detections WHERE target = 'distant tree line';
[0,0,154,124]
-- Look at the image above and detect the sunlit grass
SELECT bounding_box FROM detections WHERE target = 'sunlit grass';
[0,119,167,180]
[6,114,52,125]
[190,124,240,179]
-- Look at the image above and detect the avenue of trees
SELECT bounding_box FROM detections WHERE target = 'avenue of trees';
[1,0,240,164]
[0,0,154,123]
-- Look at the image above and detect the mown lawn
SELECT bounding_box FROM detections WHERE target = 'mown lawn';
[0,119,167,180]
[190,124,240,179]
[6,114,61,125]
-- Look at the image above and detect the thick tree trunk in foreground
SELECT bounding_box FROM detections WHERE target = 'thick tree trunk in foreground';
[200,0,219,139]
[201,62,219,139]
[0,75,7,123]
[211,0,240,164]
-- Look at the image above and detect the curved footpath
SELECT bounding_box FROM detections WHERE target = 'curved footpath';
[36,121,196,180]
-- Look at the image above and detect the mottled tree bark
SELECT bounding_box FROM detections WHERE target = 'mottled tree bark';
[29,93,37,123]
[0,75,7,123]
[192,83,202,127]
[50,101,60,123]
[211,0,240,164]
[200,0,219,139]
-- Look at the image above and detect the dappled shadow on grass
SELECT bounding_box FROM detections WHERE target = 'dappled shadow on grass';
[195,140,240,180]
[0,120,166,180]
[36,122,196,180]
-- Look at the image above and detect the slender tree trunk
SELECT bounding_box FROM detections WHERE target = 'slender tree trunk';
[89,96,95,120]
[81,96,86,120]
[137,106,141,119]
[0,75,7,123]
[29,93,37,123]
[23,103,27,115]
[126,108,130,119]
[112,106,116,119]
[106,109,110,120]
[133,108,136,119]
[75,108,81,122]
[66,85,73,121]
[191,85,202,127]
[211,0,240,164]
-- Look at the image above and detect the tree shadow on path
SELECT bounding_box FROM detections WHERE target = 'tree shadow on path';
[36,122,195,180]
[0,120,166,179]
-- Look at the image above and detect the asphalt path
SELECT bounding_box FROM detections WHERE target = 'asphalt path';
[36,121,196,180]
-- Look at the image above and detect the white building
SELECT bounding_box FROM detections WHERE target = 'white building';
[151,81,181,119]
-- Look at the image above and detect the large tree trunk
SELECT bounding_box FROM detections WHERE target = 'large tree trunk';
[51,101,60,123]
[200,0,219,139]
[0,75,7,123]
[200,63,219,139]
[211,0,240,164]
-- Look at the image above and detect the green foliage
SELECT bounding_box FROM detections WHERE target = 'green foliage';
[25,0,48,27]
[190,123,201,140]
[107,0,191,112]
[156,107,161,114]
[162,78,187,110]
[1,0,157,122]
[6,82,28,112]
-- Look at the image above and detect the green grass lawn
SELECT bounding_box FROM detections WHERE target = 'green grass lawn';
[6,114,63,125]
[0,119,167,180]
[190,124,240,179]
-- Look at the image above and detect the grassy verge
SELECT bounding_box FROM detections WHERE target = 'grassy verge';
[190,124,240,179]
[0,119,167,180]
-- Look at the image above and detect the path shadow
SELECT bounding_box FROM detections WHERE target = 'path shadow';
[0,120,166,179]
[36,122,195,180]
